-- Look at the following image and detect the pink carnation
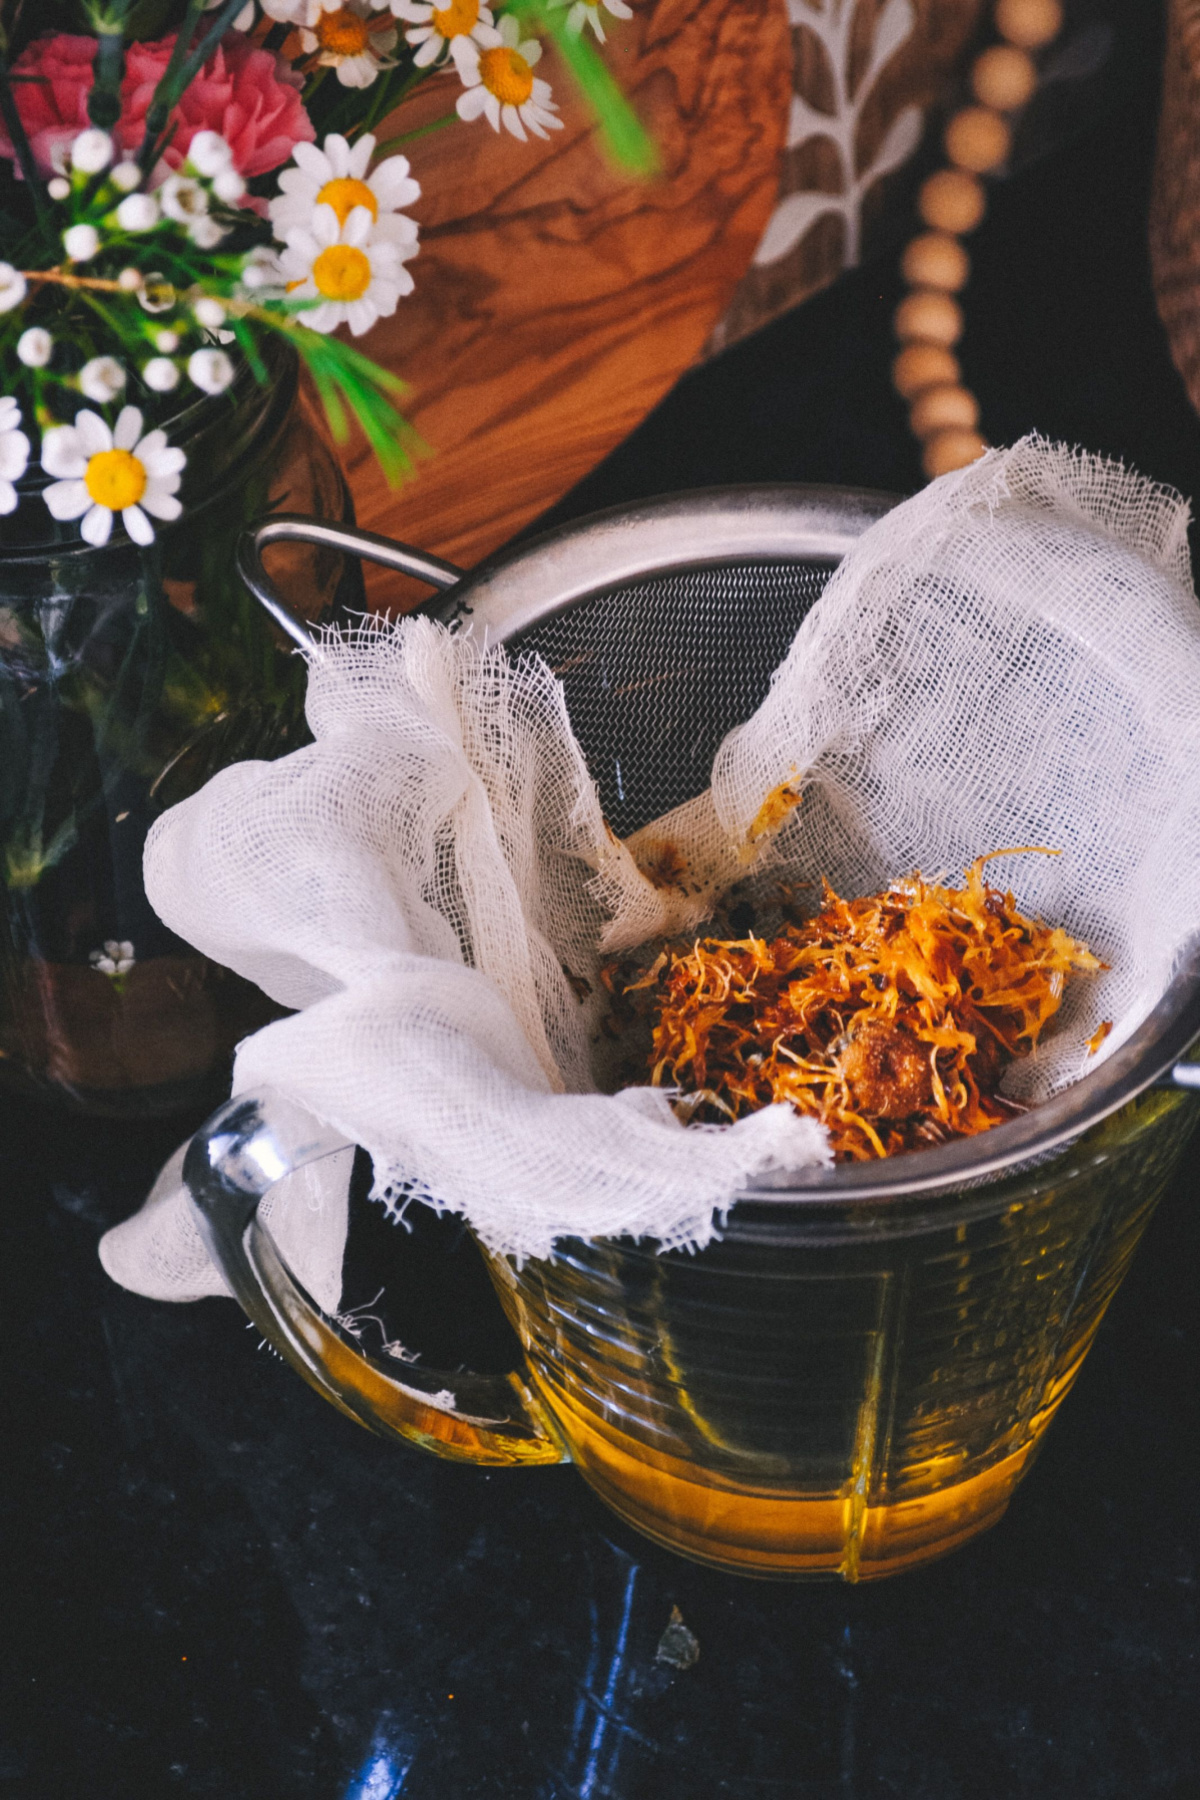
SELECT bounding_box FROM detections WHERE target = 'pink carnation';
[0,30,313,181]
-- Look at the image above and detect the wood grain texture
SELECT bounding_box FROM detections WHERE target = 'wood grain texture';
[1151,0,1200,422]
[712,0,984,353]
[341,0,792,607]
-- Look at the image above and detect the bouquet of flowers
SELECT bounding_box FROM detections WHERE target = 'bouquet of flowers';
[0,0,647,547]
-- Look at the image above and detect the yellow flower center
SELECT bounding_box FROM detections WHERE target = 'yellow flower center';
[312,242,373,301]
[316,176,378,226]
[84,449,146,512]
[478,44,534,107]
[430,0,479,38]
[316,8,371,55]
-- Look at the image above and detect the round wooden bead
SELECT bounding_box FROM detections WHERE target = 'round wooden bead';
[994,0,1062,50]
[944,106,1012,175]
[923,427,988,478]
[893,343,961,399]
[971,44,1037,111]
[918,168,987,235]
[910,384,981,438]
[894,288,963,347]
[902,232,970,292]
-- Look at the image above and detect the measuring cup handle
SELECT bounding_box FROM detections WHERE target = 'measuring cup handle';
[184,1092,565,1467]
[237,515,467,650]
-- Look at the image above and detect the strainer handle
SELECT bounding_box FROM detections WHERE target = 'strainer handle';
[237,515,466,651]
[183,1091,566,1468]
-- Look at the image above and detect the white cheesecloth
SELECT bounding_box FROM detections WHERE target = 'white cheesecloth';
[99,437,1200,1306]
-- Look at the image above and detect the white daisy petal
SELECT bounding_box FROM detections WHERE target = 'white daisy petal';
[0,430,30,481]
[122,504,155,546]
[113,406,144,452]
[345,299,378,335]
[484,91,502,131]
[312,205,341,246]
[457,85,489,119]
[81,503,114,547]
[75,411,113,457]
[141,485,183,521]
[0,480,18,515]
[40,428,86,480]
[325,134,353,177]
[349,134,375,177]
[344,205,374,245]
[412,32,442,63]
[44,478,90,520]
[502,104,527,142]
[292,141,333,181]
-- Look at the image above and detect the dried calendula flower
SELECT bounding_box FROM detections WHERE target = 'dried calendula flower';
[612,850,1104,1162]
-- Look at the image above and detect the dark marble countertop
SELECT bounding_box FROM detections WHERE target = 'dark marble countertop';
[3,4,1199,1794]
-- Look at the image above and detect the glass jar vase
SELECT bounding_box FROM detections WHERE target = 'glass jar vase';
[0,345,361,1116]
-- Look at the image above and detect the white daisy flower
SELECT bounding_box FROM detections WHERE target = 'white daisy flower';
[453,14,563,142]
[300,0,398,87]
[41,407,185,549]
[269,132,419,253]
[90,939,136,978]
[0,397,30,516]
[261,0,341,22]
[549,0,632,43]
[279,203,416,337]
[391,0,494,69]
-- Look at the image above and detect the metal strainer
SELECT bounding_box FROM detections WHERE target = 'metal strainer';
[237,483,1200,1208]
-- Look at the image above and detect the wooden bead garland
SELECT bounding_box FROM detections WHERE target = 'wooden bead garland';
[895,0,1064,480]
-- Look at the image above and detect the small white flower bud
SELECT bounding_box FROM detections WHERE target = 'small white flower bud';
[0,262,27,312]
[187,348,235,395]
[187,131,233,177]
[155,329,180,353]
[143,357,181,392]
[71,129,113,175]
[111,161,142,193]
[188,215,227,250]
[212,166,245,206]
[193,296,226,330]
[47,177,71,201]
[78,356,127,403]
[63,223,100,263]
[160,175,208,224]
[117,267,143,292]
[239,246,283,292]
[17,327,53,368]
[137,274,176,315]
[116,192,159,232]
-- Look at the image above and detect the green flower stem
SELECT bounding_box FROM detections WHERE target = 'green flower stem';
[88,23,130,134]
[136,0,205,174]
[176,0,252,92]
[370,112,461,156]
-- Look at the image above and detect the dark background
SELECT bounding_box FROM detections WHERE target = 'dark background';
[2,1,1198,1795]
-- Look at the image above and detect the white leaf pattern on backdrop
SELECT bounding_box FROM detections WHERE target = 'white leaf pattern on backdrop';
[753,0,920,269]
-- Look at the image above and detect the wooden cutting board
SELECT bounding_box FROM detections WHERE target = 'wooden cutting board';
[339,0,792,609]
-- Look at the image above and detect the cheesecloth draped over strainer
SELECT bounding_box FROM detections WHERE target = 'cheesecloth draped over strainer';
[100,438,1200,1300]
